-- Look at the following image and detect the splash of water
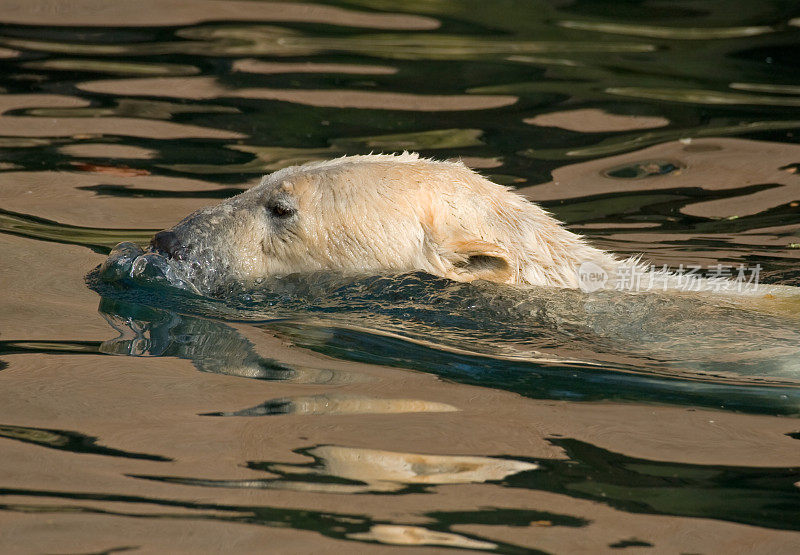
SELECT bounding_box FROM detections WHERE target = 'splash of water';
[99,241,242,297]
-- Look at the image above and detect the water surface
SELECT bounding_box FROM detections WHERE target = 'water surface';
[2,0,800,552]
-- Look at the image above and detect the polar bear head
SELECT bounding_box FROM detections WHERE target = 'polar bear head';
[143,153,615,294]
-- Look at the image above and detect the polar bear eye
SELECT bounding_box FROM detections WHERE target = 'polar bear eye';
[267,199,297,219]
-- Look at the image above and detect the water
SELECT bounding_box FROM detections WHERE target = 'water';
[2,0,800,552]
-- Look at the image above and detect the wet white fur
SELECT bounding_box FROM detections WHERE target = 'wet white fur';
[178,152,785,297]
[248,152,616,287]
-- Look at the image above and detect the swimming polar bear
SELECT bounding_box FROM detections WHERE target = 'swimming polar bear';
[134,153,781,297]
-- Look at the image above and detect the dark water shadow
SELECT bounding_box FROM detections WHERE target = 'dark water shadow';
[78,184,245,199]
[504,437,800,532]
[0,424,170,461]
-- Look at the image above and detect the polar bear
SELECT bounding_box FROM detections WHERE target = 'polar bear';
[147,153,619,289]
[135,153,778,297]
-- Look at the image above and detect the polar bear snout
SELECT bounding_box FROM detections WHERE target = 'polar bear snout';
[150,230,187,261]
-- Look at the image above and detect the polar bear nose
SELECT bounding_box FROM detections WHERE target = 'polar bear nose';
[150,230,185,260]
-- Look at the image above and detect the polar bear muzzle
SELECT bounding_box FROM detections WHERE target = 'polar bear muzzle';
[150,230,187,261]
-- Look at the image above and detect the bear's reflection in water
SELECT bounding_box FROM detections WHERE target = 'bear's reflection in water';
[91,269,800,417]
[94,267,800,379]
[134,444,538,494]
[98,296,354,385]
[98,296,460,416]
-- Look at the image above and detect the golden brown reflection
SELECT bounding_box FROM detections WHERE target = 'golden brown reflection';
[349,524,498,550]
[209,394,458,416]
[0,0,439,29]
[525,109,669,133]
[2,113,243,139]
[22,58,200,76]
[144,445,538,495]
[58,144,157,159]
[521,137,800,219]
[0,93,244,140]
[280,445,538,491]
[0,171,236,229]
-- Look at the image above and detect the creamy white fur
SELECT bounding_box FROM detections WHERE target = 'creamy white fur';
[161,153,782,296]
[257,152,619,287]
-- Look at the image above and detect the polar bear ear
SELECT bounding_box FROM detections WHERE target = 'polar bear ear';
[445,239,515,284]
